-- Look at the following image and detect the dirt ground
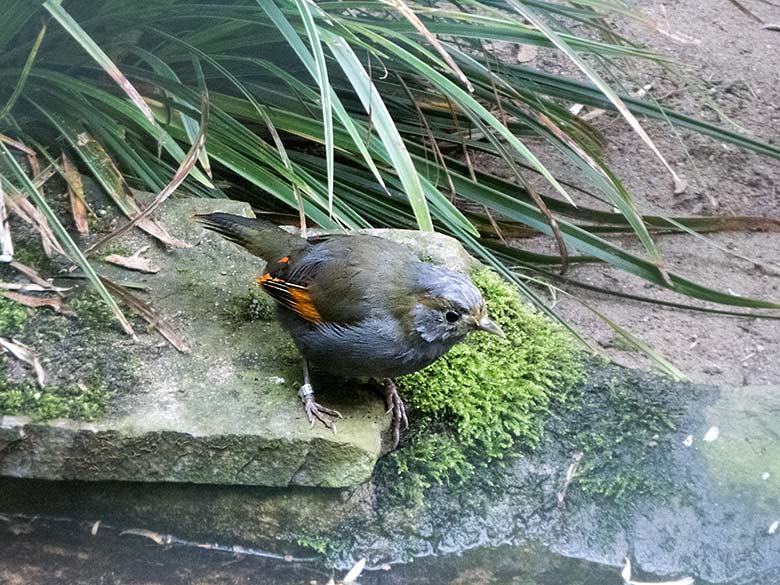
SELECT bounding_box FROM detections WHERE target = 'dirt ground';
[510,0,780,386]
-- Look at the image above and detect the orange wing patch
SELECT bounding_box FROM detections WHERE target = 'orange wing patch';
[256,273,322,324]
[288,287,322,323]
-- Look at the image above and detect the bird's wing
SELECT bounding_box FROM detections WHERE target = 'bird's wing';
[257,252,327,324]
[257,234,416,325]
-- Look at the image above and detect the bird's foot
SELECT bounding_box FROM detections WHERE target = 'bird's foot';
[299,383,342,430]
[382,378,409,449]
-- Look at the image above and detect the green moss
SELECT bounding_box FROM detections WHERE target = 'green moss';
[0,296,28,336]
[0,363,110,421]
[72,294,115,329]
[224,287,274,323]
[389,268,583,505]
[560,370,684,501]
[296,531,349,558]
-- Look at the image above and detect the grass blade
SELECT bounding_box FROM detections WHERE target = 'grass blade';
[504,0,685,194]
[42,0,156,126]
[385,0,474,92]
[255,0,391,196]
[292,0,335,215]
[582,301,686,380]
[27,94,186,248]
[0,23,46,120]
[325,32,433,231]
[362,28,576,206]
[0,181,13,262]
[131,47,212,178]
[101,277,189,352]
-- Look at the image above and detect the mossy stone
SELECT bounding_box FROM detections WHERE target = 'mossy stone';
[389,268,583,505]
[698,384,780,511]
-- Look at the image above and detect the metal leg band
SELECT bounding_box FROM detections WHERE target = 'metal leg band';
[298,383,314,401]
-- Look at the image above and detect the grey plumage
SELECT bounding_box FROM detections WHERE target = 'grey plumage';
[197,212,503,441]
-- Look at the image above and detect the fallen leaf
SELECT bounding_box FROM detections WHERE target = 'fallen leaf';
[621,557,694,585]
[104,246,160,274]
[622,557,632,582]
[11,261,66,297]
[62,152,90,235]
[0,132,35,156]
[343,558,366,584]
[580,108,607,121]
[120,529,173,545]
[0,282,70,293]
[631,83,653,99]
[0,291,69,314]
[673,176,688,195]
[85,93,210,254]
[4,193,63,257]
[71,132,189,250]
[0,336,45,386]
[32,163,57,190]
[101,277,190,353]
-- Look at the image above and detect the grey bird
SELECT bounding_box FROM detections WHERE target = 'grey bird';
[197,212,504,447]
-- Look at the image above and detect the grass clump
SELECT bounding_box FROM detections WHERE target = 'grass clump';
[0,363,110,421]
[391,268,583,505]
[0,297,28,336]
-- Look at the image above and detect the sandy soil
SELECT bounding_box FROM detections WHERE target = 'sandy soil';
[505,0,780,386]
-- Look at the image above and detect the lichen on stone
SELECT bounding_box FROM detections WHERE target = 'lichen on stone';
[389,268,583,505]
[224,286,275,323]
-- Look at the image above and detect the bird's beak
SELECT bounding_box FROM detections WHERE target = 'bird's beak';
[477,316,505,338]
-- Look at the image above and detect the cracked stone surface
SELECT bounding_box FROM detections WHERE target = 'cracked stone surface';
[0,198,478,487]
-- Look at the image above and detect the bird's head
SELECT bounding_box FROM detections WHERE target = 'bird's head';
[410,264,504,344]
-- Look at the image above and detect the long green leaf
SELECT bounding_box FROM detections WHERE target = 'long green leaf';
[359,26,576,206]
[503,0,685,194]
[0,23,46,120]
[255,0,392,197]
[42,0,156,126]
[291,0,335,215]
[324,31,433,231]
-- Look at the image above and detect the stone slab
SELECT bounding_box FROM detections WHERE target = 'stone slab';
[3,370,780,584]
[0,198,480,488]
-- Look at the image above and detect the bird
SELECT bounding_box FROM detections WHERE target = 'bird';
[196,212,505,447]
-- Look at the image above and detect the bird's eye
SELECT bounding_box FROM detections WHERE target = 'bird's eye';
[445,311,461,323]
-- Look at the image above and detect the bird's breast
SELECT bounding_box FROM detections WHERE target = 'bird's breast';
[277,311,457,379]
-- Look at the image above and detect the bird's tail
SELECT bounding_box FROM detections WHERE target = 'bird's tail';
[195,212,307,262]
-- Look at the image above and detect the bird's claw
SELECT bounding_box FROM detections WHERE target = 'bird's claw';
[382,379,408,449]
[300,384,342,432]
